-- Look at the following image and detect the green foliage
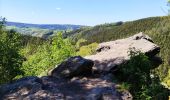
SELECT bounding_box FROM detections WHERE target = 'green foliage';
[116,48,170,99]
[51,32,76,63]
[168,0,170,15]
[0,19,24,84]
[116,82,131,92]
[75,38,87,50]
[118,48,151,90]
[0,17,5,30]
[22,32,75,76]
[163,70,170,88]
[77,42,98,56]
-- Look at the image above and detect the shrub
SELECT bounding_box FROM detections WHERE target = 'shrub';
[0,19,24,84]
[116,82,131,92]
[116,48,170,99]
[22,32,75,76]
[77,42,98,56]
[118,48,151,90]
[75,38,87,50]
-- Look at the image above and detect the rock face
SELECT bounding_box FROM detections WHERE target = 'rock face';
[85,32,160,73]
[0,33,160,100]
[50,56,94,78]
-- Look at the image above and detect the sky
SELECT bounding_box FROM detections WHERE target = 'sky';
[0,0,168,26]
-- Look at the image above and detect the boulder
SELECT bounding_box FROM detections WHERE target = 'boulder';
[85,32,160,73]
[50,56,94,78]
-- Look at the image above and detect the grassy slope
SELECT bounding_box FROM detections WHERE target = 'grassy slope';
[68,16,170,83]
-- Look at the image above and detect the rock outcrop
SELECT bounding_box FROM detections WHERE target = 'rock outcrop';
[50,56,94,78]
[0,33,160,100]
[85,32,160,73]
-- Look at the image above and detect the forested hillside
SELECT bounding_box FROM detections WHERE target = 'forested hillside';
[67,16,170,86]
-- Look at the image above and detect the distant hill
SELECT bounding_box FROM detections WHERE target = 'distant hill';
[5,22,85,38]
[6,22,84,30]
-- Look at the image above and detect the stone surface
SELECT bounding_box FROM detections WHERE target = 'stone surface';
[85,32,160,73]
[1,76,127,100]
[0,76,43,99]
[50,56,94,78]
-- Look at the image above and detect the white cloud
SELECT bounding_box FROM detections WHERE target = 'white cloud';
[56,8,61,10]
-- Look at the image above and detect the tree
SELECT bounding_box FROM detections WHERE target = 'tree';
[167,0,170,15]
[51,32,76,63]
[0,18,24,84]
[116,48,170,99]
[22,32,75,76]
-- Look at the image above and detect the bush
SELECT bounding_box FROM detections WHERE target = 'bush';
[22,32,75,76]
[75,38,87,50]
[77,42,98,56]
[0,19,24,84]
[116,48,170,99]
[118,48,151,90]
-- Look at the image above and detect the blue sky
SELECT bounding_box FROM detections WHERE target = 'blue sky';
[0,0,168,26]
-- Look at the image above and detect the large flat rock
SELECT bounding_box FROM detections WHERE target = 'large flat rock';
[85,32,160,73]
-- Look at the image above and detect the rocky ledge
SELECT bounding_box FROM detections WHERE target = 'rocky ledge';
[85,32,160,73]
[0,33,161,100]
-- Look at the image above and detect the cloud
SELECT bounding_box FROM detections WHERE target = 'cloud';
[56,8,61,10]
